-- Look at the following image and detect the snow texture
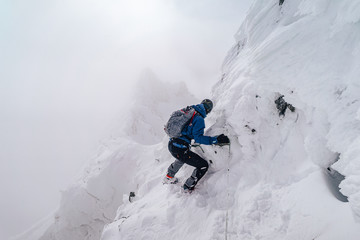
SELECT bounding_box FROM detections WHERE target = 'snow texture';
[14,0,360,239]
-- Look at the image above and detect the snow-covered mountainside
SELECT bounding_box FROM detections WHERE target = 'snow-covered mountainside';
[100,0,360,239]
[14,0,360,239]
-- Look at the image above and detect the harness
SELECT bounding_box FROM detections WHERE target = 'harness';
[170,137,190,149]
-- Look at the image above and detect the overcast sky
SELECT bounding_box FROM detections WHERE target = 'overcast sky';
[0,0,252,238]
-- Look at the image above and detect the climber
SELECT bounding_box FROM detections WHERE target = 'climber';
[163,99,230,192]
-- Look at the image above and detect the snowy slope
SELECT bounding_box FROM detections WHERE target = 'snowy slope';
[101,0,360,239]
[15,0,360,239]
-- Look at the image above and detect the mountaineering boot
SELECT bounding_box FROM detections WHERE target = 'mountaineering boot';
[163,174,179,184]
[182,184,194,193]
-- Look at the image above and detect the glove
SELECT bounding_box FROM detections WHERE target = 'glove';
[216,134,230,145]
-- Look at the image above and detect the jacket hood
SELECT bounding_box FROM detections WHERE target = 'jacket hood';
[193,104,207,118]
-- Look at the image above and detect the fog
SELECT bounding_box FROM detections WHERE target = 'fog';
[0,0,252,238]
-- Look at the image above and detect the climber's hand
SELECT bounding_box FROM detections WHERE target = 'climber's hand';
[216,134,230,145]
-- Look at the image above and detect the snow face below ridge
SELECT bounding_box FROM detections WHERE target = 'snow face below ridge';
[216,0,360,218]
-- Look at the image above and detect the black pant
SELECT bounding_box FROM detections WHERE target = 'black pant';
[167,138,209,189]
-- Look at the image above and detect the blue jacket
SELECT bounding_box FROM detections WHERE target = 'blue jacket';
[179,104,218,145]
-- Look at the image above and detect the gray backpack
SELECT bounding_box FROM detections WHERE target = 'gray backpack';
[164,106,196,138]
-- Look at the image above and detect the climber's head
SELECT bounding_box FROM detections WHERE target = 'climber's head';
[201,99,213,114]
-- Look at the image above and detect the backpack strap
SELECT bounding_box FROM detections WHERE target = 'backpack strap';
[181,111,196,142]
[189,111,196,126]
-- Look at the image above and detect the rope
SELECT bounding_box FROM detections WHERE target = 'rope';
[193,140,231,239]
[191,144,205,153]
[192,126,232,239]
[225,142,231,240]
